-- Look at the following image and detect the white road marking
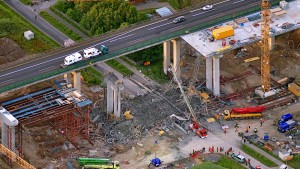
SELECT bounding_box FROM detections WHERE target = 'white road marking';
[192,8,216,17]
[128,38,144,45]
[148,22,172,30]
[233,0,244,4]
[109,34,135,42]
[39,66,56,73]
[0,79,14,85]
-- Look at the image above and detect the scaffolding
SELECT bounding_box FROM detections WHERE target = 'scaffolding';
[1,86,92,160]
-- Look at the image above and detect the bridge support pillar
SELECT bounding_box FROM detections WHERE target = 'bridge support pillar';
[64,73,72,84]
[206,57,213,91]
[71,71,81,93]
[269,36,275,50]
[163,41,171,74]
[11,126,15,152]
[171,39,181,81]
[1,120,8,146]
[213,55,222,96]
[104,73,124,118]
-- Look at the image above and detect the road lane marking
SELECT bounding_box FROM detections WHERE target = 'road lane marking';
[0,79,14,86]
[233,0,244,4]
[148,22,172,30]
[192,8,216,16]
[190,0,231,13]
[39,66,56,73]
[128,38,145,45]
[109,34,135,42]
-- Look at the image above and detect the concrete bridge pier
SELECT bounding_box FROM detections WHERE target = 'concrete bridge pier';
[104,73,124,118]
[163,39,182,80]
[1,120,8,146]
[64,72,81,92]
[0,107,18,152]
[269,36,275,50]
[205,55,222,96]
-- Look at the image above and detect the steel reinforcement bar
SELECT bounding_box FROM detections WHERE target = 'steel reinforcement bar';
[0,0,287,93]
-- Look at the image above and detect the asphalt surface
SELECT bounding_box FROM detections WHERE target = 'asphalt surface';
[0,0,267,91]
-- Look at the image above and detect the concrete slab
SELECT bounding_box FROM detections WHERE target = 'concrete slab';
[181,0,300,58]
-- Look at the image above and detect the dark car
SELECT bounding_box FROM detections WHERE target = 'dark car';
[173,16,185,23]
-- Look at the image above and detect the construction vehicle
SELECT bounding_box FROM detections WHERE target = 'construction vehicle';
[278,119,297,133]
[279,113,293,124]
[223,106,266,120]
[77,157,119,169]
[169,63,208,138]
[189,122,208,138]
[0,143,36,169]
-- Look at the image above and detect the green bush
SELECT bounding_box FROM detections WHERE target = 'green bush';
[241,144,278,167]
[39,11,82,41]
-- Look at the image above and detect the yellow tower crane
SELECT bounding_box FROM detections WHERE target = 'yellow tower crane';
[0,143,36,169]
[261,0,271,92]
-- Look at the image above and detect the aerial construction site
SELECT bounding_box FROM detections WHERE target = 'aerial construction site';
[1,0,300,169]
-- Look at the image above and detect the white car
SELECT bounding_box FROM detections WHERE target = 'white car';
[202,5,213,10]
[83,47,100,58]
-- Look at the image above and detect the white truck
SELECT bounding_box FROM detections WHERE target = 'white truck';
[63,52,82,66]
[83,47,100,58]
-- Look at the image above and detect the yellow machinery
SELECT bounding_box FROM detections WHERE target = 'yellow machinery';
[212,26,234,40]
[81,164,120,169]
[0,143,36,169]
[288,83,300,96]
[261,0,271,92]
[224,110,263,120]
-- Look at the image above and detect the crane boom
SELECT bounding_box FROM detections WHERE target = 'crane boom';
[0,143,36,169]
[261,0,271,92]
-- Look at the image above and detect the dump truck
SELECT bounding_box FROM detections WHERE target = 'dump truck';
[224,106,266,120]
[77,157,119,169]
[278,119,297,133]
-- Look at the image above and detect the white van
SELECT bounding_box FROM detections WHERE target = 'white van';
[83,47,100,58]
[64,52,82,66]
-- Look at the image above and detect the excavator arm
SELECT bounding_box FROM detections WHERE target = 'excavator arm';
[0,143,36,169]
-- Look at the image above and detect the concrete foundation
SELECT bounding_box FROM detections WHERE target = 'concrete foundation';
[213,55,222,96]
[163,41,171,74]
[269,36,275,50]
[71,71,81,93]
[206,57,213,91]
[104,73,124,118]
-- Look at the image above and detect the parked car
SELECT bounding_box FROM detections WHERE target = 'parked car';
[231,153,246,163]
[173,16,185,24]
[202,5,213,10]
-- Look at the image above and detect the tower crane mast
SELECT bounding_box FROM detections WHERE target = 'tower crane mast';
[261,0,271,92]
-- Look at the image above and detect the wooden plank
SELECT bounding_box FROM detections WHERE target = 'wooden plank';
[270,7,282,13]
[244,57,260,63]
[273,10,287,16]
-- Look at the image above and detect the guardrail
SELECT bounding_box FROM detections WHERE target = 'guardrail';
[0,0,287,93]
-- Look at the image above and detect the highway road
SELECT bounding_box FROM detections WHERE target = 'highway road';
[0,0,267,91]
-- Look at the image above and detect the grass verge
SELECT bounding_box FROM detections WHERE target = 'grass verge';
[287,154,300,168]
[190,162,226,169]
[106,59,134,76]
[81,67,104,87]
[252,142,283,161]
[122,57,169,84]
[39,11,82,41]
[191,156,246,169]
[19,0,31,5]
[0,1,59,54]
[241,144,278,167]
[50,6,92,37]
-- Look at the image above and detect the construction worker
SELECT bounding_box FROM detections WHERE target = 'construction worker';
[245,128,249,133]
[248,123,251,129]
[260,118,263,126]
[254,127,258,133]
[235,126,238,132]
[224,128,227,134]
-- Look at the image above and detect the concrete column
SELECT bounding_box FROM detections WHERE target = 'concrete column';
[163,41,171,74]
[269,36,275,50]
[64,73,72,84]
[107,86,114,114]
[172,39,181,81]
[206,57,213,91]
[113,90,118,117]
[213,55,222,96]
[72,71,81,93]
[117,90,121,118]
[11,126,15,152]
[1,121,8,146]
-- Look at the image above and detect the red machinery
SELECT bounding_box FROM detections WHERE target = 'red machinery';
[189,121,208,138]
[231,106,266,114]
